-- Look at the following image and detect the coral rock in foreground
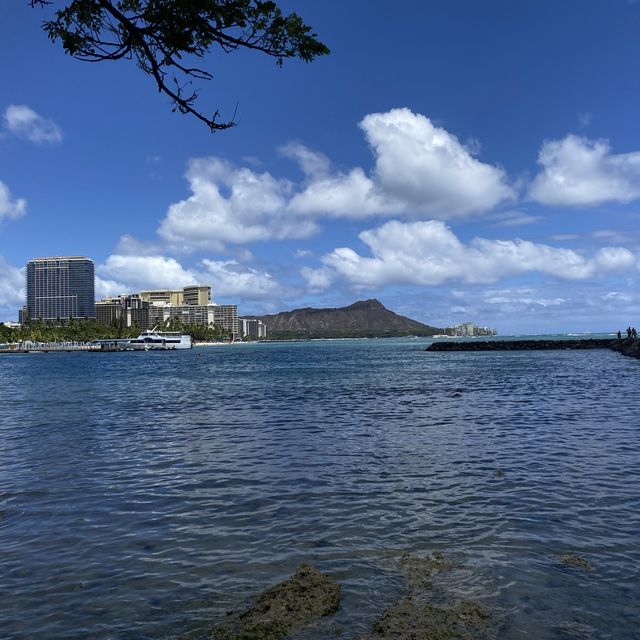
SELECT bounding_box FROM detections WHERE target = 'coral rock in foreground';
[212,564,340,640]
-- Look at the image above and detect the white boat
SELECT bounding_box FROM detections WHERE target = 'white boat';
[126,328,192,350]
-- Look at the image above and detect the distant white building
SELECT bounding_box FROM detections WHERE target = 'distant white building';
[239,318,267,339]
[446,322,497,337]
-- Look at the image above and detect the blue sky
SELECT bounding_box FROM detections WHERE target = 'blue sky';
[2,0,640,333]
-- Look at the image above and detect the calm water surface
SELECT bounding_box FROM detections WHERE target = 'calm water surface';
[1,339,639,639]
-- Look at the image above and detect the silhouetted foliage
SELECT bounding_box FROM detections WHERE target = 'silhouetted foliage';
[29,0,329,131]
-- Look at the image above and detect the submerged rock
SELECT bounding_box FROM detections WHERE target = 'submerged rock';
[399,552,454,590]
[211,564,340,640]
[559,555,593,571]
[362,597,492,640]
[360,552,495,639]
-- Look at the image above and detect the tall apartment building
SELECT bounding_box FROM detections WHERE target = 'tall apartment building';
[25,256,95,321]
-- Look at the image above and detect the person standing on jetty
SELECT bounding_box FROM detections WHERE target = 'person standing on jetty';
[627,327,633,338]
[618,330,622,339]
[633,328,638,338]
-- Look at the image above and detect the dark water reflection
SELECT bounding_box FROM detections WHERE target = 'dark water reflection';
[1,339,639,639]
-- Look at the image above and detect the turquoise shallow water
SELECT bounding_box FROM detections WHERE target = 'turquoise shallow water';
[0,338,639,639]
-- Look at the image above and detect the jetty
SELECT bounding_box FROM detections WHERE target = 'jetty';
[425,337,640,359]
[0,341,103,354]
[0,340,131,354]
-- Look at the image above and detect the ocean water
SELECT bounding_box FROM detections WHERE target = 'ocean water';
[0,338,639,640]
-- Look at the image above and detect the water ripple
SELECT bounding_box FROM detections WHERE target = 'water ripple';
[0,341,639,639]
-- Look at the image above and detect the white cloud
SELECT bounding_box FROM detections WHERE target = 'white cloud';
[114,234,163,256]
[232,248,255,263]
[305,220,636,290]
[158,157,318,252]
[603,291,633,303]
[288,165,396,218]
[419,281,640,335]
[96,254,284,302]
[593,246,637,271]
[200,259,283,299]
[578,112,593,128]
[3,104,62,144]
[590,229,633,244]
[476,283,640,333]
[549,233,580,241]
[95,276,129,300]
[529,134,640,206]
[0,180,26,221]
[301,266,334,293]
[0,257,24,314]
[483,290,568,308]
[156,110,518,252]
[98,255,197,291]
[361,109,516,216]
[289,109,516,219]
[464,137,482,156]
[489,210,543,227]
[280,142,332,178]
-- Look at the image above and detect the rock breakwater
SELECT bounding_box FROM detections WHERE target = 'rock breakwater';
[426,337,640,359]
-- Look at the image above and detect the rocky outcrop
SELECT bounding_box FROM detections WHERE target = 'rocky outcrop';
[612,338,640,358]
[252,299,442,339]
[362,599,492,640]
[559,554,593,571]
[211,564,340,640]
[361,553,494,640]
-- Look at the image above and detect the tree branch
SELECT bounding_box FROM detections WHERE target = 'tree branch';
[30,0,330,132]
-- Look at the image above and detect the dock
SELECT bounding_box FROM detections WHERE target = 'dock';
[0,340,126,354]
